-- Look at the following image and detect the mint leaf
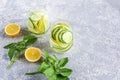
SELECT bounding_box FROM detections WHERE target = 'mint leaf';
[60,68,72,77]
[44,51,49,59]
[7,52,21,68]
[48,74,57,80]
[43,67,55,77]
[44,51,55,64]
[57,74,69,80]
[4,35,37,68]
[26,51,72,80]
[8,49,16,60]
[48,56,56,64]
[16,42,26,51]
[23,35,36,40]
[4,43,17,49]
[38,62,50,72]
[23,35,37,46]
[58,57,68,68]
[53,54,58,60]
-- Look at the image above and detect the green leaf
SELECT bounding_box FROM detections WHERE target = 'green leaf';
[38,62,50,72]
[8,49,16,60]
[4,43,17,49]
[53,54,58,60]
[4,35,38,68]
[43,67,55,77]
[25,38,37,46]
[57,74,69,80]
[60,68,72,77]
[23,35,37,46]
[23,35,36,40]
[7,52,21,69]
[48,56,56,64]
[25,52,73,79]
[48,74,57,80]
[58,57,68,68]
[44,51,56,64]
[44,51,49,59]
[16,41,26,51]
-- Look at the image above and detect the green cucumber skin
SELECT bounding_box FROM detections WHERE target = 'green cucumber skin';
[29,17,36,29]
[51,27,61,40]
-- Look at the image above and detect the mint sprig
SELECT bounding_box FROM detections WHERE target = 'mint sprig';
[26,51,72,80]
[4,35,37,68]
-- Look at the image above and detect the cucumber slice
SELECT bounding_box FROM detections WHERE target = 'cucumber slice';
[28,18,37,34]
[28,18,35,29]
[62,31,73,43]
[29,10,45,21]
[30,14,40,22]
[57,30,66,43]
[51,27,61,40]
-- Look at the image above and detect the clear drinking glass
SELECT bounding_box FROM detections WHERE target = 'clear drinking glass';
[28,9,50,37]
[50,22,73,53]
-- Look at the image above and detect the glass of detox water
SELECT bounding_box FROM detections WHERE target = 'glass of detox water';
[50,22,73,53]
[28,9,50,37]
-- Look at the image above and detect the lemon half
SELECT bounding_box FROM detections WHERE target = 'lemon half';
[25,47,42,62]
[5,23,21,37]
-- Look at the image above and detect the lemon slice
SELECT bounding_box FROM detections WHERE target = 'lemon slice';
[5,23,21,37]
[25,47,42,62]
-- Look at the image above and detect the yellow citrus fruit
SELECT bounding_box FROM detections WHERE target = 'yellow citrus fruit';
[5,23,21,37]
[25,47,42,62]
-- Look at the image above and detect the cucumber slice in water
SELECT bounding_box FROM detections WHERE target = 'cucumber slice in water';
[62,31,73,43]
[50,23,73,53]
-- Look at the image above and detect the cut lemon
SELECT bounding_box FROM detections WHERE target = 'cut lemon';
[5,23,21,37]
[25,47,42,62]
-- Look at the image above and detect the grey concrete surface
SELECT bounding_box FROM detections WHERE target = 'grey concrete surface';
[0,0,120,80]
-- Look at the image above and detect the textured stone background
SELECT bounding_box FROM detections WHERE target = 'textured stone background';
[0,0,120,80]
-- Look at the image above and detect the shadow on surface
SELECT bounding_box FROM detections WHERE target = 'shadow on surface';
[19,53,44,65]
[20,27,30,36]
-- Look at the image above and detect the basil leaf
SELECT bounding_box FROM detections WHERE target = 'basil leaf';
[58,57,68,68]
[8,49,16,60]
[60,68,72,77]
[4,43,17,49]
[38,62,50,72]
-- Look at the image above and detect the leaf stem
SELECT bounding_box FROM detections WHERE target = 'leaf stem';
[26,71,42,75]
